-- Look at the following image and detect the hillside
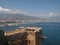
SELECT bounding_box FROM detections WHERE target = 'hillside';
[0,13,39,20]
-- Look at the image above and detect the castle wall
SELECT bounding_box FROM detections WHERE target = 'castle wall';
[0,29,5,45]
[0,27,42,45]
[27,32,36,45]
[36,30,42,45]
[5,32,28,45]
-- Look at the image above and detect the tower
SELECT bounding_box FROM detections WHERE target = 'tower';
[4,27,42,45]
[25,27,42,45]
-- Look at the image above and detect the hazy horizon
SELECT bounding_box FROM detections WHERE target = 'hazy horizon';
[0,0,60,20]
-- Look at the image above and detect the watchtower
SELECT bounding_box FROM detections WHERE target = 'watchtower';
[25,27,42,45]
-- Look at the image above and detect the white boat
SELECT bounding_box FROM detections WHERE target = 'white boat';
[42,36,48,39]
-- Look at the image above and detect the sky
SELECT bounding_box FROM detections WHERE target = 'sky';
[0,0,60,19]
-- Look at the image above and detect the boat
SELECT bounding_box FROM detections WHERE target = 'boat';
[42,36,48,39]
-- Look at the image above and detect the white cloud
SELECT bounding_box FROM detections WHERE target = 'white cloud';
[48,12,59,17]
[0,7,12,12]
[37,12,59,19]
[0,6,29,15]
[0,6,59,19]
[49,12,53,16]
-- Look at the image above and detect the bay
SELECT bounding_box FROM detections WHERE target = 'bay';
[0,22,60,45]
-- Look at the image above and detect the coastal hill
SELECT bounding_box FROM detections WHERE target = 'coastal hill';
[0,13,40,20]
[0,13,60,22]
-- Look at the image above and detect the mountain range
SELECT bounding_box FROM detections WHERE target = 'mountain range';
[0,13,40,20]
[0,13,60,21]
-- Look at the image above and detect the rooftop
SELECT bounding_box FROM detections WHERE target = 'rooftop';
[4,27,42,36]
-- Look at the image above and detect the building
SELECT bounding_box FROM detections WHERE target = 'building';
[0,27,42,45]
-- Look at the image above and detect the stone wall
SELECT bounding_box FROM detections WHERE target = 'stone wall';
[0,27,42,45]
[0,29,5,45]
[5,32,28,45]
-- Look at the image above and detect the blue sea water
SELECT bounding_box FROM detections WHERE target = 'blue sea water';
[0,22,60,45]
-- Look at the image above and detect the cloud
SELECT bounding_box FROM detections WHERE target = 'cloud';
[0,7,12,12]
[48,12,59,17]
[0,6,29,15]
[0,6,59,19]
[38,12,60,19]
[49,12,53,16]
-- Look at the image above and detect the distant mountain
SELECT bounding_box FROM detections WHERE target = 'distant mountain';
[0,13,39,20]
[45,15,60,20]
[0,13,60,21]
[49,15,60,20]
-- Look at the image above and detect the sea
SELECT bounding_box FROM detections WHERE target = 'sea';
[0,22,60,45]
